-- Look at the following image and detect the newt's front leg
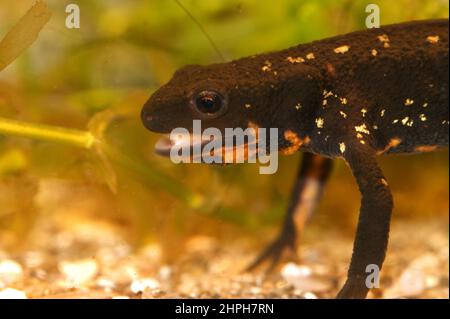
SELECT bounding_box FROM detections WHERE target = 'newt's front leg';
[337,143,393,299]
[247,152,333,272]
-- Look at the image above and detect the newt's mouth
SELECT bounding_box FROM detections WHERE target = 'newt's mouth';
[154,133,211,160]
[154,133,258,164]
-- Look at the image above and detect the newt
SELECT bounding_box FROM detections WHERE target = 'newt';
[140,19,449,298]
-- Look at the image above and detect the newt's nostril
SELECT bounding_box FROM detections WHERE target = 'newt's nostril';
[141,108,152,127]
[141,108,166,133]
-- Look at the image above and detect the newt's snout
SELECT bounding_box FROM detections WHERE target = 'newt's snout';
[141,106,156,131]
[141,99,168,133]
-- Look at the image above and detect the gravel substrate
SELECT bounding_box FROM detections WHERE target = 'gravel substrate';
[0,217,448,299]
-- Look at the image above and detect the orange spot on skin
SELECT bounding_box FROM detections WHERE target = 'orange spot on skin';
[378,34,389,42]
[287,56,305,63]
[212,121,261,163]
[325,63,336,77]
[334,45,350,54]
[426,35,440,44]
[261,60,272,72]
[355,123,370,135]
[247,121,259,140]
[339,142,346,154]
[312,155,326,166]
[248,121,259,130]
[377,34,390,48]
[377,138,402,155]
[220,143,250,163]
[281,130,310,155]
[415,145,438,153]
[315,118,324,128]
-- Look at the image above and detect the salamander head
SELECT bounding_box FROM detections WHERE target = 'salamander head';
[141,60,322,157]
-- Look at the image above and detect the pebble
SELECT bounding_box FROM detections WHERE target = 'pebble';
[249,286,262,295]
[0,288,27,299]
[139,244,162,263]
[425,275,439,289]
[384,268,426,298]
[23,251,46,268]
[281,262,331,293]
[32,269,47,281]
[130,278,160,294]
[158,265,172,281]
[302,292,319,299]
[385,253,443,298]
[0,260,23,284]
[96,278,116,291]
[58,259,98,287]
[281,263,312,278]
[398,268,426,297]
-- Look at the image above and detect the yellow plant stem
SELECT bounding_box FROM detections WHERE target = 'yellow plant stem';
[0,117,96,149]
[0,116,250,225]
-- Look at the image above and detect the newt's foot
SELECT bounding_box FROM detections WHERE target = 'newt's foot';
[245,229,298,273]
[336,276,370,299]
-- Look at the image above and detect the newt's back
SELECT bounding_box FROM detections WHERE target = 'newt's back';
[311,19,449,154]
[350,19,448,154]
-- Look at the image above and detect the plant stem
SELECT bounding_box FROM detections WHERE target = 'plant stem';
[0,117,96,149]
[0,116,252,226]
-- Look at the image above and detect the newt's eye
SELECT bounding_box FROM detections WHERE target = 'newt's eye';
[192,90,227,118]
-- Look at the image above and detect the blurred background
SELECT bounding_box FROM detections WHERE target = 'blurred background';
[0,0,448,298]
